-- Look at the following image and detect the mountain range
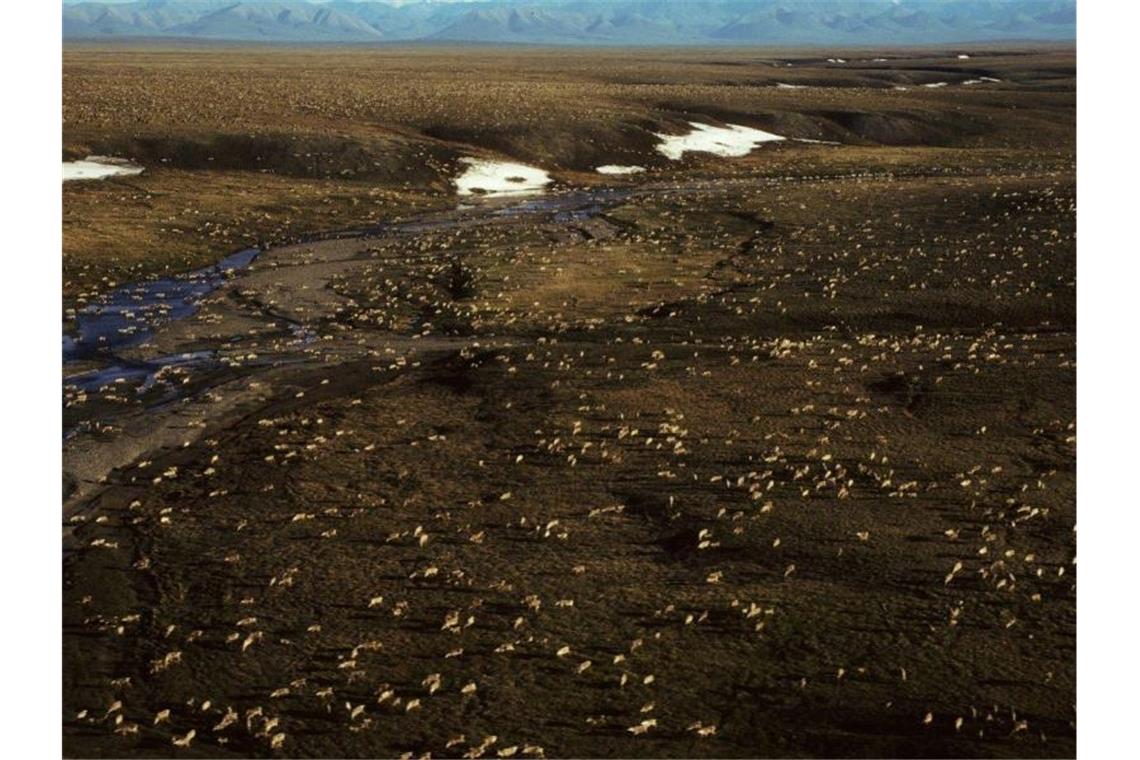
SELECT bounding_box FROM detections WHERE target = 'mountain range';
[61,1,1077,45]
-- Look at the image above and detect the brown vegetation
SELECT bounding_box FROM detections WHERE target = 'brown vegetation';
[63,45,1075,758]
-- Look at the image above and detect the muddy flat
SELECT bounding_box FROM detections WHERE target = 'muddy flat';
[63,46,1075,758]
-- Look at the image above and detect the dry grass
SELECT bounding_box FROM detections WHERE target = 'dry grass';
[63,46,1073,300]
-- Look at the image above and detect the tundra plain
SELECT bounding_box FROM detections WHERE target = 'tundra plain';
[63,45,1076,758]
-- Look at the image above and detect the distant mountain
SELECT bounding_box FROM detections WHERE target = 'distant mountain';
[61,1,1077,45]
[174,2,387,40]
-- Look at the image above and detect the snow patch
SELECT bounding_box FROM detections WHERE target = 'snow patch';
[454,158,552,197]
[654,122,786,161]
[596,165,645,175]
[63,156,144,182]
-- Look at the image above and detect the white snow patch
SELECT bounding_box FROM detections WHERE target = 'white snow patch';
[923,82,949,88]
[596,165,645,175]
[962,79,983,85]
[454,157,552,197]
[957,54,971,59]
[63,156,144,182]
[776,82,806,89]
[826,58,847,64]
[980,76,1002,83]
[654,122,786,161]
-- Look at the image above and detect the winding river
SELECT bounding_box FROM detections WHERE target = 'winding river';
[62,189,628,435]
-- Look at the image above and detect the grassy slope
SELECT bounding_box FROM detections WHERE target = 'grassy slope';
[62,46,1073,301]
